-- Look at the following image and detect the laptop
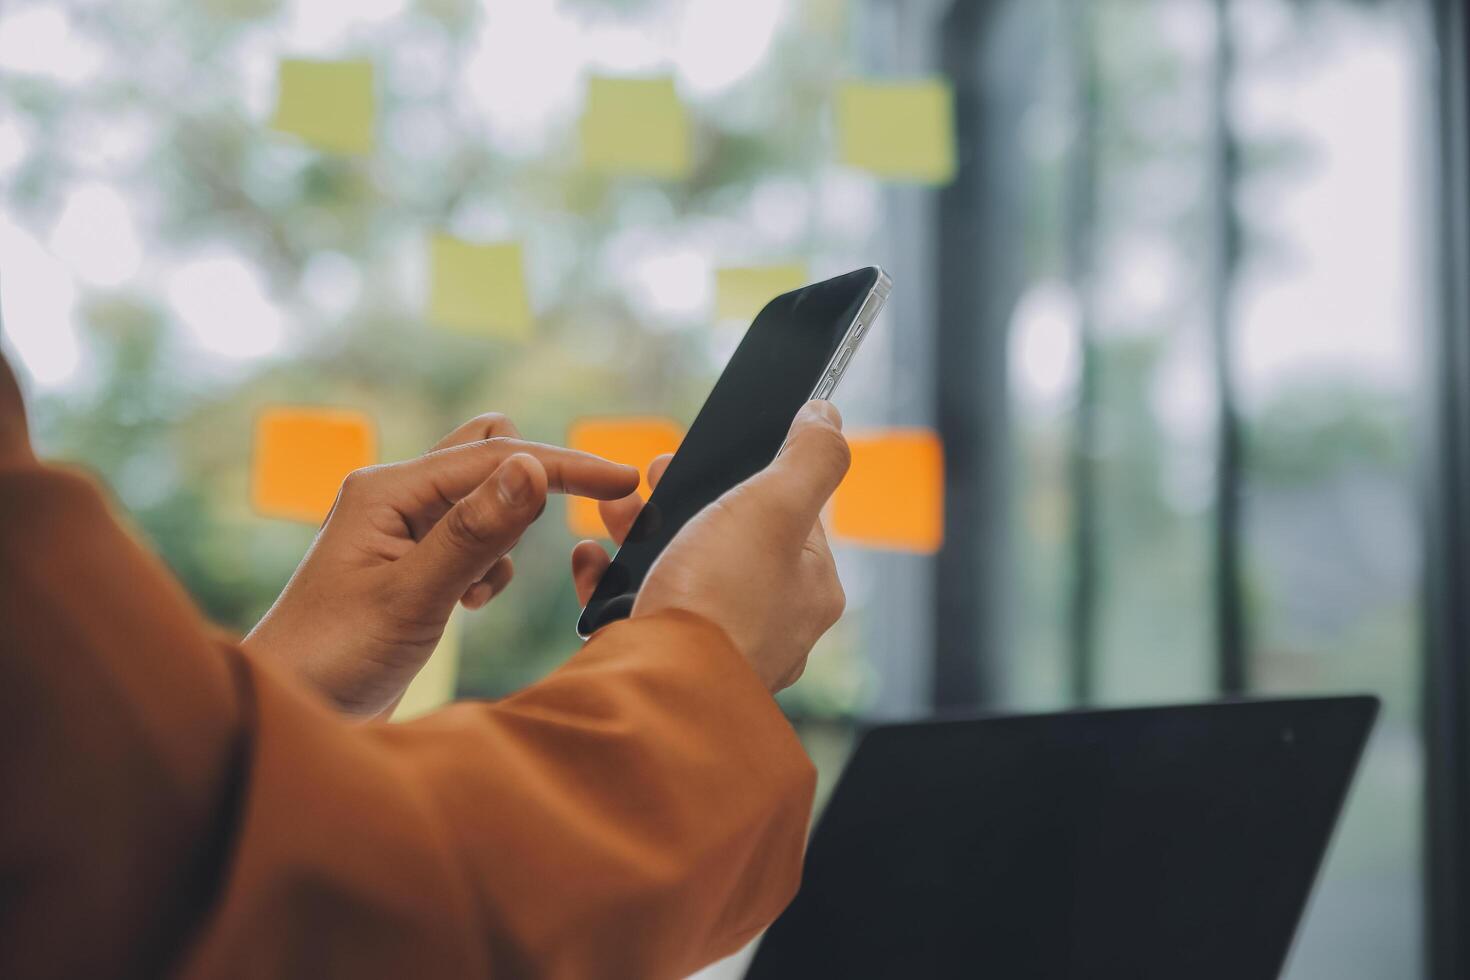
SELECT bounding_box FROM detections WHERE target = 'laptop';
[745,696,1378,980]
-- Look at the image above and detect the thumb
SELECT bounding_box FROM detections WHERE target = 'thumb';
[404,452,548,605]
[738,400,850,536]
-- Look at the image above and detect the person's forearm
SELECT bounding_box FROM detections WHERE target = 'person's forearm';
[376,611,816,977]
[192,614,814,979]
[0,462,250,978]
[0,458,814,978]
[183,614,815,979]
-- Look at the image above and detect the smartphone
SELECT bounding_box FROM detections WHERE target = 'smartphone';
[577,265,892,638]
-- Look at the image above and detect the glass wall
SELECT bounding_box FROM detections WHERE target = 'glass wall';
[1234,1,1424,973]
[0,0,902,712]
[997,0,1428,975]
[0,0,1436,977]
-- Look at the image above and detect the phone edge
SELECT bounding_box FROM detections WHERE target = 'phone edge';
[575,266,892,640]
[806,266,891,403]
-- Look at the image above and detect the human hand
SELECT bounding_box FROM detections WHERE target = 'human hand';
[245,414,639,718]
[571,401,850,692]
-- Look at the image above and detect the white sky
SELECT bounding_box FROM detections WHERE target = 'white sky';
[1011,1,1424,428]
[1231,4,1423,408]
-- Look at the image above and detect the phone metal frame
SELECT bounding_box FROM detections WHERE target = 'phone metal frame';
[808,268,892,404]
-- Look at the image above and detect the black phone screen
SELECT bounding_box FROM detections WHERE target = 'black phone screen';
[577,266,882,637]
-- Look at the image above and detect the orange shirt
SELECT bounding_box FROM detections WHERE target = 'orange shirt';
[0,378,815,978]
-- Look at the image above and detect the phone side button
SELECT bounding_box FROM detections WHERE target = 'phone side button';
[851,319,865,341]
[815,376,836,400]
[834,346,853,373]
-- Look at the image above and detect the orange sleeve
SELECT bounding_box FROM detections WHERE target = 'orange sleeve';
[0,458,815,980]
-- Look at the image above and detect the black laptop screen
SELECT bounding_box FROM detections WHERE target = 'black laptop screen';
[747,697,1376,980]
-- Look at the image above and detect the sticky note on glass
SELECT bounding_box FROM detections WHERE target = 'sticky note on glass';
[830,429,944,552]
[804,0,847,33]
[270,59,375,155]
[427,236,533,340]
[836,79,956,184]
[251,407,376,523]
[566,418,683,537]
[579,75,692,178]
[715,264,809,321]
[393,610,462,722]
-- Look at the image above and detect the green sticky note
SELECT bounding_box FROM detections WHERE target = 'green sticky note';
[427,235,533,340]
[715,264,810,321]
[580,75,692,178]
[392,610,462,722]
[836,79,956,184]
[270,59,375,155]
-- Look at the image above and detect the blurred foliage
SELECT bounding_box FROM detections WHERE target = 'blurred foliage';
[1010,0,1418,720]
[13,0,869,703]
[6,0,1419,726]
[1250,383,1409,482]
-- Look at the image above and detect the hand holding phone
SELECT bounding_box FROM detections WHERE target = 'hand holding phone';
[577,267,890,637]
[571,400,852,691]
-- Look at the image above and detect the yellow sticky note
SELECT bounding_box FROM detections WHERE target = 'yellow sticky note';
[830,429,945,553]
[270,59,375,155]
[579,75,692,178]
[427,236,533,340]
[836,79,956,184]
[715,264,809,321]
[566,418,683,538]
[804,0,847,33]
[251,407,377,523]
[393,610,462,721]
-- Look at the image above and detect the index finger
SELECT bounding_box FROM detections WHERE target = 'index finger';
[596,452,675,545]
[399,438,640,505]
[431,412,521,452]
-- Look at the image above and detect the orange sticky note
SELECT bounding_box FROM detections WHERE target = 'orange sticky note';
[830,429,944,553]
[251,407,377,523]
[566,418,683,538]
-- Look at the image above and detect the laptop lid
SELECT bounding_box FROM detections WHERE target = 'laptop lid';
[746,696,1378,980]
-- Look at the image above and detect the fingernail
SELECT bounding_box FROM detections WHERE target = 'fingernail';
[804,399,841,426]
[498,457,533,506]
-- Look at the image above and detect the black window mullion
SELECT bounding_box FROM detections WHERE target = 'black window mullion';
[1065,0,1102,707]
[1208,0,1249,697]
[933,0,1039,710]
[1425,0,1470,976]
